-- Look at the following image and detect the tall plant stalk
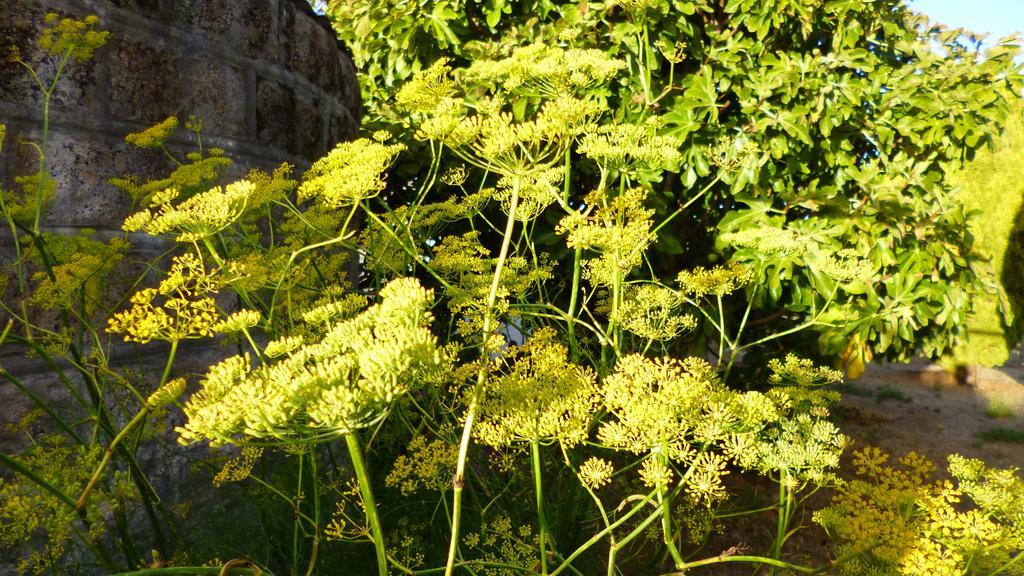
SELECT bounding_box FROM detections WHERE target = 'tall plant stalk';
[346,432,388,576]
[444,179,520,576]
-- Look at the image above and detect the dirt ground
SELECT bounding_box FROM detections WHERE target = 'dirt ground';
[690,362,1024,575]
[837,362,1024,470]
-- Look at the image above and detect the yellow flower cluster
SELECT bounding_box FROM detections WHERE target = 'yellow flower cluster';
[264,335,305,358]
[212,309,261,334]
[808,247,875,284]
[578,457,615,490]
[463,515,537,576]
[767,353,844,387]
[325,477,369,541]
[146,377,186,409]
[579,120,683,176]
[178,278,440,445]
[948,454,1024,524]
[107,253,220,344]
[395,58,456,114]
[27,231,127,315]
[558,188,654,287]
[721,226,807,256]
[495,169,562,221]
[298,137,405,208]
[3,171,56,223]
[111,149,233,205]
[212,447,264,487]
[598,353,846,500]
[685,452,730,506]
[386,435,458,495]
[423,96,601,176]
[815,448,1024,576]
[616,284,697,341]
[122,180,254,242]
[0,437,125,575]
[430,232,552,330]
[726,411,846,484]
[475,327,599,447]
[599,355,723,460]
[124,116,178,149]
[398,46,618,179]
[221,251,289,294]
[301,293,367,325]
[461,42,626,98]
[38,13,109,61]
[639,457,674,488]
[676,262,753,299]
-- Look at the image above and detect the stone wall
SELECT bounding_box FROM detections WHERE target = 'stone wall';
[0,0,359,231]
[0,3,359,572]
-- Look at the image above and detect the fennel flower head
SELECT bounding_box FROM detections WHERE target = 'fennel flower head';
[475,327,599,447]
[815,449,1024,576]
[178,278,440,446]
[399,46,619,178]
[122,180,254,242]
[298,136,404,208]
[598,354,726,461]
[107,253,220,344]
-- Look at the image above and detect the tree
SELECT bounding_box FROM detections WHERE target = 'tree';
[328,0,1023,373]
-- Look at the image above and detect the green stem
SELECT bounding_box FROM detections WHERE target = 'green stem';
[715,295,726,370]
[769,471,790,576]
[607,504,664,576]
[346,433,388,576]
[30,48,72,232]
[76,407,149,509]
[292,450,304,576]
[445,178,520,576]
[105,567,267,576]
[548,490,657,576]
[566,246,583,361]
[306,449,321,576]
[655,451,684,569]
[32,96,50,233]
[722,265,760,383]
[531,440,550,575]
[76,339,177,510]
[673,554,823,574]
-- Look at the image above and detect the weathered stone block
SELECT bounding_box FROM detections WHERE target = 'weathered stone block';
[187,60,247,139]
[106,35,184,122]
[245,0,279,63]
[172,0,245,48]
[255,77,296,152]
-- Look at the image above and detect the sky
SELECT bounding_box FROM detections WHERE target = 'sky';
[910,0,1024,44]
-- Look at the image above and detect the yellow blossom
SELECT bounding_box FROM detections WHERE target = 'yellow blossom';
[178,278,440,445]
[475,327,599,447]
[147,377,186,409]
[125,117,178,149]
[676,263,753,299]
[298,138,405,208]
[386,436,458,495]
[108,253,220,344]
[579,457,614,490]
